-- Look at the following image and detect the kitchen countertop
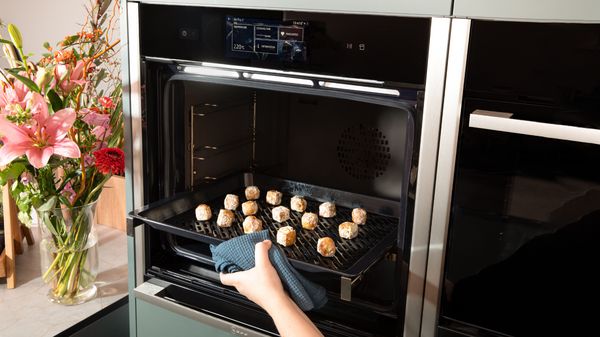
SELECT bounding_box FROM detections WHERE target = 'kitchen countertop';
[0,223,128,337]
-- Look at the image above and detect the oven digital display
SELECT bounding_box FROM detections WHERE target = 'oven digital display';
[225,16,308,62]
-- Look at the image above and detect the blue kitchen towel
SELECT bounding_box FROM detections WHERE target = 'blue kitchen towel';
[210,230,327,311]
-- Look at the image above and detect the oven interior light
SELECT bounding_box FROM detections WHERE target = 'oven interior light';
[318,81,400,97]
[243,72,314,86]
[200,61,383,84]
[182,66,239,78]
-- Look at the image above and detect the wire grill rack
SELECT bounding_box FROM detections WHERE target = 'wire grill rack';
[166,190,398,277]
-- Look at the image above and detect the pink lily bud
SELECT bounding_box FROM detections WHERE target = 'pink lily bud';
[35,67,52,90]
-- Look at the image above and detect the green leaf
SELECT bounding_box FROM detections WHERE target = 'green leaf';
[47,89,64,112]
[42,212,64,245]
[0,38,14,45]
[0,162,26,185]
[43,41,51,50]
[10,179,19,194]
[6,69,40,93]
[18,211,31,227]
[58,195,72,209]
[62,34,79,46]
[37,195,57,213]
[94,68,107,87]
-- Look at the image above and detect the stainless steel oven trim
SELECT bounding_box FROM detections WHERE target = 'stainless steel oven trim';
[134,278,271,337]
[403,17,451,337]
[121,4,139,337]
[420,18,472,337]
[469,109,600,145]
[129,0,147,291]
[127,2,144,211]
[121,1,134,216]
[134,225,146,287]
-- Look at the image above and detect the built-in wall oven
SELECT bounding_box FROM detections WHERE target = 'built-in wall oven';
[124,2,450,337]
[425,20,600,337]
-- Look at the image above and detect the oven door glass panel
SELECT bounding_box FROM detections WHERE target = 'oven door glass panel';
[441,103,600,336]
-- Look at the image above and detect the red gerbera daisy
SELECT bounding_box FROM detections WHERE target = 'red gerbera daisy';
[94,147,125,175]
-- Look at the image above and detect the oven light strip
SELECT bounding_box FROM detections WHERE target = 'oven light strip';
[242,72,314,86]
[181,65,239,78]
[318,81,400,97]
[201,61,383,85]
[179,63,399,94]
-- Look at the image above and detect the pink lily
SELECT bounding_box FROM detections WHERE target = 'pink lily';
[0,107,81,168]
[80,108,110,129]
[91,125,111,140]
[53,60,90,93]
[0,79,30,114]
[80,108,112,141]
[26,92,50,123]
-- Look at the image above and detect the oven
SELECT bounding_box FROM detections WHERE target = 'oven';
[423,20,600,337]
[123,2,451,337]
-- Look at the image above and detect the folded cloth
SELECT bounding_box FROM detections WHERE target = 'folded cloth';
[210,230,327,311]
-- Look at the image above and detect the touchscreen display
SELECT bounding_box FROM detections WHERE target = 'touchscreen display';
[225,16,308,62]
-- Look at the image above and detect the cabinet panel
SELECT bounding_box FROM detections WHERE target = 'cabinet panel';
[136,0,452,17]
[454,0,600,22]
[136,299,235,337]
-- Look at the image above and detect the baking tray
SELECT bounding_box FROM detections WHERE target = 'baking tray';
[132,173,401,278]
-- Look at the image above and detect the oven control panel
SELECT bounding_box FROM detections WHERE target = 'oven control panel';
[226,16,308,62]
[139,4,430,84]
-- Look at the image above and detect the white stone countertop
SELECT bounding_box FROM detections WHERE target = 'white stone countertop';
[0,223,128,337]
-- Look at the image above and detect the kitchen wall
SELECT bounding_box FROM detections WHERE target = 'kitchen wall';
[0,0,91,68]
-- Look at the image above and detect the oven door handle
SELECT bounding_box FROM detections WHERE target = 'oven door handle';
[134,279,271,337]
[469,109,600,145]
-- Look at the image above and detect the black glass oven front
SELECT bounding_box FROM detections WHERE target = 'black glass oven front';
[439,21,600,337]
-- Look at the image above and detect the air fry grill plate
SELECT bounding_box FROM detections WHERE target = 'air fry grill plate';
[132,173,401,278]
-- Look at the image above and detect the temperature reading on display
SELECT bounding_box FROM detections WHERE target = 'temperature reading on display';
[226,16,308,62]
[233,43,246,50]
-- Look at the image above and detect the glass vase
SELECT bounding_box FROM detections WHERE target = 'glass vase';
[38,201,99,305]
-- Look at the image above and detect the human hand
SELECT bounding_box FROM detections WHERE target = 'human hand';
[221,240,323,337]
[220,240,286,312]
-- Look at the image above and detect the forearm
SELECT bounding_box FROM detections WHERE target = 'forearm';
[264,294,323,337]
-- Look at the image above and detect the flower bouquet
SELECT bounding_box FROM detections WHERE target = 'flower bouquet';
[0,0,123,304]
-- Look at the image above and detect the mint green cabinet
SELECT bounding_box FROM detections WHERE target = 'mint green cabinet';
[138,0,452,17]
[136,299,235,337]
[453,0,600,22]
